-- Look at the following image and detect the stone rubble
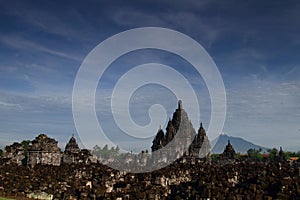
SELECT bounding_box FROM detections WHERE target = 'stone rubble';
[0,158,299,199]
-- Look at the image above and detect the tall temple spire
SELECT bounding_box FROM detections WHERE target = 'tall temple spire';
[200,122,203,128]
[178,100,182,110]
[228,140,230,145]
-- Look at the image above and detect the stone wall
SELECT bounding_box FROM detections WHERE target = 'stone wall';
[28,151,62,166]
[3,142,26,166]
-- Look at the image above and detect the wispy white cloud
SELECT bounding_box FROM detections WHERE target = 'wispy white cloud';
[224,78,300,151]
[0,34,83,62]
[111,9,223,47]
[0,101,22,110]
[1,2,99,42]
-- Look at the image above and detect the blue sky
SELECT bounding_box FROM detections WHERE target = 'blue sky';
[0,0,299,152]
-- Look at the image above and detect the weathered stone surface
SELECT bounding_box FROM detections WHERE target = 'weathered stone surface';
[63,134,80,164]
[65,134,80,154]
[151,100,211,163]
[1,159,299,199]
[27,134,62,166]
[3,142,26,165]
[222,140,236,160]
[189,122,211,161]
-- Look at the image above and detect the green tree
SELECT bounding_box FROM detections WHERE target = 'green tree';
[247,148,262,161]
[93,145,101,152]
[268,148,278,160]
[21,140,31,155]
[92,145,101,158]
[103,144,108,151]
[92,144,122,160]
[0,149,3,157]
[211,154,220,161]
[284,151,300,159]
[115,146,120,153]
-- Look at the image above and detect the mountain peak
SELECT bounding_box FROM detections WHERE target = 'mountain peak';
[211,134,268,154]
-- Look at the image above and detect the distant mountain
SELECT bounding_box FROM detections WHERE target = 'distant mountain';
[211,134,268,154]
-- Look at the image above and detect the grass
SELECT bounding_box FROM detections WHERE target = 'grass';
[0,196,34,200]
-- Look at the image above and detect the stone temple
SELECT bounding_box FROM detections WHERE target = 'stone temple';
[221,140,236,160]
[3,100,216,168]
[63,134,96,164]
[151,100,211,162]
[63,134,80,164]
[1,133,97,167]
[27,134,62,166]
[189,122,211,159]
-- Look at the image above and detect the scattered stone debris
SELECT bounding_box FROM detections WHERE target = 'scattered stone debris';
[0,158,299,199]
[27,191,53,200]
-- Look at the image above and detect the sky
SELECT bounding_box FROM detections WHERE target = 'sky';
[0,0,299,152]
